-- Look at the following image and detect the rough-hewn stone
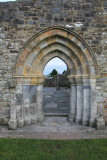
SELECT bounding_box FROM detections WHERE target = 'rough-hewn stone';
[0,0,106,129]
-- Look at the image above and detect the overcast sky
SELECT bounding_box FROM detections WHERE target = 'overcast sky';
[43,57,67,75]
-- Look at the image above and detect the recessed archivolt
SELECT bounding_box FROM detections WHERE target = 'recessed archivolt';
[33,51,76,75]
[15,27,99,77]
[25,38,89,74]
[19,38,89,75]
[29,44,83,75]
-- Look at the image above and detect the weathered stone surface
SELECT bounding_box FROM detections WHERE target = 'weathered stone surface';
[0,0,106,129]
[8,119,17,130]
[44,72,70,88]
[96,117,105,130]
[8,99,17,129]
[23,99,31,125]
[30,103,37,124]
[7,80,16,89]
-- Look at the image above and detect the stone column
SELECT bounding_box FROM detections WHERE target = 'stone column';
[75,77,83,124]
[82,78,90,126]
[36,84,44,122]
[16,85,24,128]
[89,78,97,127]
[30,103,38,124]
[8,99,17,130]
[17,104,24,127]
[69,78,77,123]
[23,99,31,125]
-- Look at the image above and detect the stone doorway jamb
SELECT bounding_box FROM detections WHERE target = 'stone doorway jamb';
[8,76,45,130]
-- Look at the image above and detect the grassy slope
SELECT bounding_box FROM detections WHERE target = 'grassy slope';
[0,138,107,160]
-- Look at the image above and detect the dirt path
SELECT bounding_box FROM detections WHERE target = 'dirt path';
[0,117,107,139]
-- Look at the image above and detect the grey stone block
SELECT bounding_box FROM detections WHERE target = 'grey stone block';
[96,118,105,130]
[8,120,17,130]
[7,79,16,88]
[17,119,24,128]
[97,123,105,130]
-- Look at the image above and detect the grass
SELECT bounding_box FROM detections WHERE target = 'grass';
[0,138,107,160]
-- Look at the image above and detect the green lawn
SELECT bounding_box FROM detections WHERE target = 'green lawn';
[0,138,107,160]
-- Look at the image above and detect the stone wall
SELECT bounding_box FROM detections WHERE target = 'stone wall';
[0,0,107,126]
[43,87,70,115]
[44,74,70,88]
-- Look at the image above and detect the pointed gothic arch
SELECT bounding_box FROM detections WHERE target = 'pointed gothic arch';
[15,27,98,77]
[9,27,99,129]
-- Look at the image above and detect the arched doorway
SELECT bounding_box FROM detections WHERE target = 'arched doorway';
[43,57,70,116]
[9,27,99,129]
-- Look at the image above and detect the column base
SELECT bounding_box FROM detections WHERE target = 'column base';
[89,119,96,128]
[96,118,105,130]
[8,119,17,130]
[76,119,82,125]
[69,114,75,124]
[37,114,44,122]
[82,120,89,126]
[17,119,24,128]
[31,116,37,124]
[24,118,31,125]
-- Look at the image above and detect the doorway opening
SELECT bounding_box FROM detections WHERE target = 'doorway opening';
[43,57,70,118]
[9,27,99,130]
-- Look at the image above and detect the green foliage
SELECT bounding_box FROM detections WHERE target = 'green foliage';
[62,70,66,74]
[0,138,107,160]
[50,69,58,77]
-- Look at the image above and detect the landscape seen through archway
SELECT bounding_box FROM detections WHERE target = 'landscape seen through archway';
[43,57,67,77]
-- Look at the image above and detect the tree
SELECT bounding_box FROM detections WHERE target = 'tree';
[50,69,58,77]
[62,70,66,74]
